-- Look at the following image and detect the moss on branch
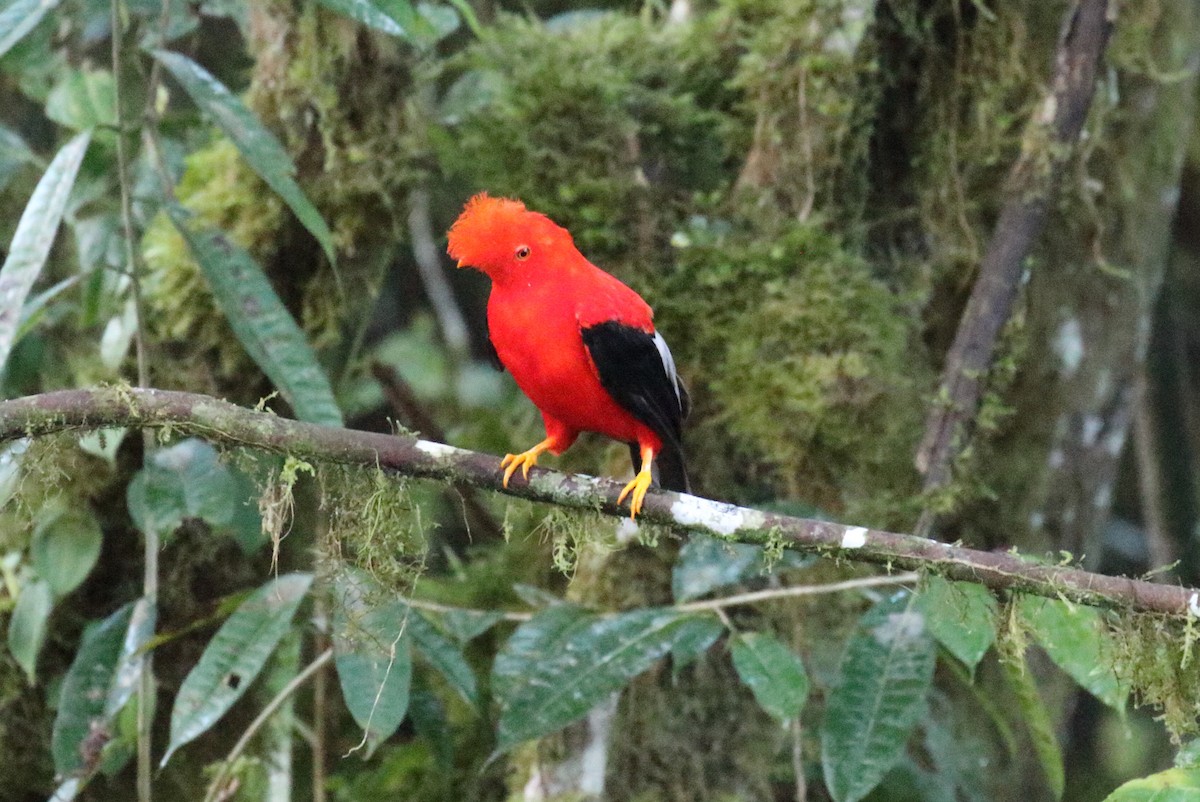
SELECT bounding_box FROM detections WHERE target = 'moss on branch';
[1,388,1196,620]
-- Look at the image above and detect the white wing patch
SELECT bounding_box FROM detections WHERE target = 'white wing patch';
[652,330,682,407]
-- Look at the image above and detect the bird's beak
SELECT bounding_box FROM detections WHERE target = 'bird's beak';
[456,259,467,269]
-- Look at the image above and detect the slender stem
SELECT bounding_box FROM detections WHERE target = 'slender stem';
[402,596,532,622]
[203,650,334,802]
[110,3,157,798]
[674,573,920,613]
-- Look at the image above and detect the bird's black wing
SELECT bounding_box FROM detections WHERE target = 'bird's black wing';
[484,317,504,372]
[580,321,690,492]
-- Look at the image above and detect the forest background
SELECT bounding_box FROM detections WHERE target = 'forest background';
[2,0,1200,801]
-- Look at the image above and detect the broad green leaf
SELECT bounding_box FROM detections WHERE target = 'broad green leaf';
[437,607,504,644]
[493,607,700,751]
[77,427,127,465]
[1102,768,1200,801]
[821,593,936,802]
[333,585,412,757]
[408,685,453,768]
[0,0,59,60]
[7,577,52,683]
[1003,650,1064,799]
[45,68,116,131]
[106,599,156,718]
[31,505,102,597]
[1019,596,1127,711]
[915,576,997,670]
[731,631,809,722]
[152,51,337,267]
[163,572,312,765]
[405,609,478,707]
[314,0,411,37]
[0,131,90,374]
[491,603,588,702]
[165,204,343,426]
[51,604,134,777]
[672,534,811,602]
[669,614,724,673]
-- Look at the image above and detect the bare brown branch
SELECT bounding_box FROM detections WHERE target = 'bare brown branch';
[916,0,1115,496]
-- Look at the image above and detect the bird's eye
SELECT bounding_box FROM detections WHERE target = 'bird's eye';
[515,245,531,261]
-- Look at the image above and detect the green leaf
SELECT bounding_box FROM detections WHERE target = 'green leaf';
[0,131,90,375]
[669,614,724,673]
[821,593,936,802]
[333,585,413,757]
[7,577,52,683]
[162,572,312,765]
[915,576,997,670]
[152,51,337,267]
[106,599,156,718]
[126,460,186,538]
[405,609,478,707]
[0,0,59,60]
[31,505,103,597]
[45,69,117,131]
[672,534,811,602]
[51,604,134,777]
[437,607,504,643]
[1002,650,1064,799]
[313,0,412,37]
[1102,768,1200,801]
[1019,595,1127,711]
[730,631,809,722]
[165,204,343,426]
[493,607,700,752]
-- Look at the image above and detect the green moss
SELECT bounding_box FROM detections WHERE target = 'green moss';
[319,465,428,595]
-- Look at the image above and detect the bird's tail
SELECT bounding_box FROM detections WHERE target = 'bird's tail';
[629,443,691,494]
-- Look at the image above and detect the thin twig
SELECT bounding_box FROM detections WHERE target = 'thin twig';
[408,187,470,358]
[1134,370,1174,573]
[203,649,334,802]
[915,0,1114,503]
[2,387,1199,618]
[674,573,920,613]
[110,3,158,798]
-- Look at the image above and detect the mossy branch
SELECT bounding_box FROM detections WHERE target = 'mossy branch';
[2,387,1196,618]
[916,0,1114,495]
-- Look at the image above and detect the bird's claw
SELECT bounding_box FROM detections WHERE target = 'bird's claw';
[500,450,539,487]
[617,469,654,519]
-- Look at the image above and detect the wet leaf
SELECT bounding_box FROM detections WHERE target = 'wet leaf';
[162,573,311,765]
[821,593,936,802]
[51,604,134,777]
[1019,595,1128,711]
[7,577,53,683]
[731,631,809,722]
[31,505,103,597]
[669,614,724,673]
[915,576,997,671]
[165,204,343,426]
[0,131,90,375]
[153,51,337,267]
[405,610,478,707]
[0,0,59,59]
[493,607,701,752]
[1102,768,1200,801]
[333,583,412,757]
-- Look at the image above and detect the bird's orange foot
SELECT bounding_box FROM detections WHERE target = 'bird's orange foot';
[617,467,654,519]
[500,441,550,487]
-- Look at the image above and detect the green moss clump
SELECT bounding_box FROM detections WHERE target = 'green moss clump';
[319,465,429,595]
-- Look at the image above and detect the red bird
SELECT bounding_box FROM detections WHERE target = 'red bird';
[447,193,689,518]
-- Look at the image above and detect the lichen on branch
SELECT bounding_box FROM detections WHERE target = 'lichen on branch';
[0,387,1196,620]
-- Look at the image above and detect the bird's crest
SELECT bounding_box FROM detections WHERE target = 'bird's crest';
[447,192,572,271]
[447,193,527,262]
